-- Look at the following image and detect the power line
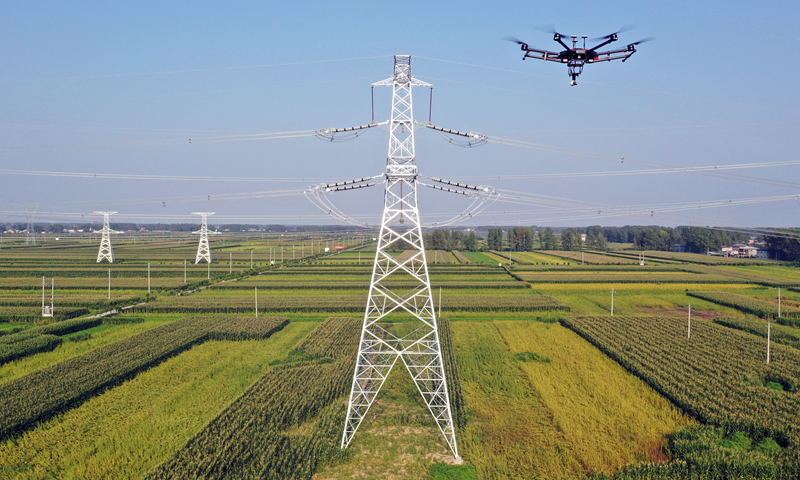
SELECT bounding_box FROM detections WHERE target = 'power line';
[0,129,318,151]
[433,160,800,181]
[6,55,392,83]
[0,168,340,183]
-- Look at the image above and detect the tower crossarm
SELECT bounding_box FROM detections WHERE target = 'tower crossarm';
[418,122,488,148]
[315,121,386,142]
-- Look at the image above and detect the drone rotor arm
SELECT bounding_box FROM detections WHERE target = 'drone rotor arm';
[587,36,617,51]
[553,35,572,51]
[522,48,562,62]
[589,47,636,63]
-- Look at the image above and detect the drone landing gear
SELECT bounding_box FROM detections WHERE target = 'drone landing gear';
[568,62,583,86]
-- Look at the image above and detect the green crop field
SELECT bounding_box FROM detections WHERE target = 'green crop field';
[0,237,798,478]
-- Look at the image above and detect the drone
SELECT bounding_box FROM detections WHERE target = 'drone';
[506,28,652,85]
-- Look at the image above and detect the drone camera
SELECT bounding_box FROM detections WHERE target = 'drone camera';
[553,33,560,41]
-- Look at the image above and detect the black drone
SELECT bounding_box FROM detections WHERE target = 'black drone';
[506,28,652,85]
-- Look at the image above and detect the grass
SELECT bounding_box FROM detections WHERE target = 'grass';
[316,367,459,479]
[0,315,180,385]
[0,321,317,479]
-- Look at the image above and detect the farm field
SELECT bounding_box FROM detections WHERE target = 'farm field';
[0,237,798,478]
[0,321,315,478]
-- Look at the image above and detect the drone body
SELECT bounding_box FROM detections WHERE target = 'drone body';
[508,30,652,85]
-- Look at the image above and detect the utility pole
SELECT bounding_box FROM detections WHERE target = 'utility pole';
[184,259,187,284]
[251,250,254,270]
[778,287,781,318]
[229,252,232,273]
[610,288,615,316]
[108,269,111,301]
[767,319,771,364]
[688,304,691,338]
[148,263,151,294]
[255,286,258,317]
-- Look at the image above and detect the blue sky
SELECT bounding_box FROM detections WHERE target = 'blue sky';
[1,1,798,228]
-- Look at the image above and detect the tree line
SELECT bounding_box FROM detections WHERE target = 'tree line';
[422,225,772,255]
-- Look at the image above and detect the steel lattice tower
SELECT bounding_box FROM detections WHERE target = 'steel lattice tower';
[192,212,216,264]
[94,211,120,263]
[24,204,38,246]
[342,55,459,458]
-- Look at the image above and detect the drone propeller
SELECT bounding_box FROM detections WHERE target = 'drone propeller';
[628,37,654,46]
[503,36,528,45]
[536,24,568,38]
[590,25,634,41]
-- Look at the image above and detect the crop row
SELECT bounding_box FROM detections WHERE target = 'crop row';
[560,315,800,475]
[133,293,569,313]
[0,317,103,364]
[209,282,528,290]
[0,293,142,308]
[0,316,288,440]
[148,317,361,479]
[713,317,800,350]
[518,273,747,284]
[688,291,799,318]
[0,278,202,288]
[451,250,471,264]
[438,316,466,430]
[535,250,639,264]
[0,306,89,323]
[511,265,689,272]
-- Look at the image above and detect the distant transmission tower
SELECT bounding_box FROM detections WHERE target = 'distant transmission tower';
[94,211,121,263]
[192,212,217,263]
[341,55,460,458]
[23,204,38,246]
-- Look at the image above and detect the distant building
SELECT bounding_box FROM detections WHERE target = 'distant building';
[735,245,759,257]
[756,249,770,259]
[673,244,687,252]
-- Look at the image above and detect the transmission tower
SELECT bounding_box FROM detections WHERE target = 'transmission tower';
[94,211,121,263]
[23,204,38,246]
[192,212,217,263]
[341,55,460,458]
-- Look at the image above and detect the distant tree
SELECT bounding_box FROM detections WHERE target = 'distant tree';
[764,231,800,261]
[464,231,478,252]
[540,228,558,250]
[509,227,534,251]
[430,230,448,250]
[560,228,582,251]
[595,232,608,251]
[680,226,728,254]
[487,228,504,250]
